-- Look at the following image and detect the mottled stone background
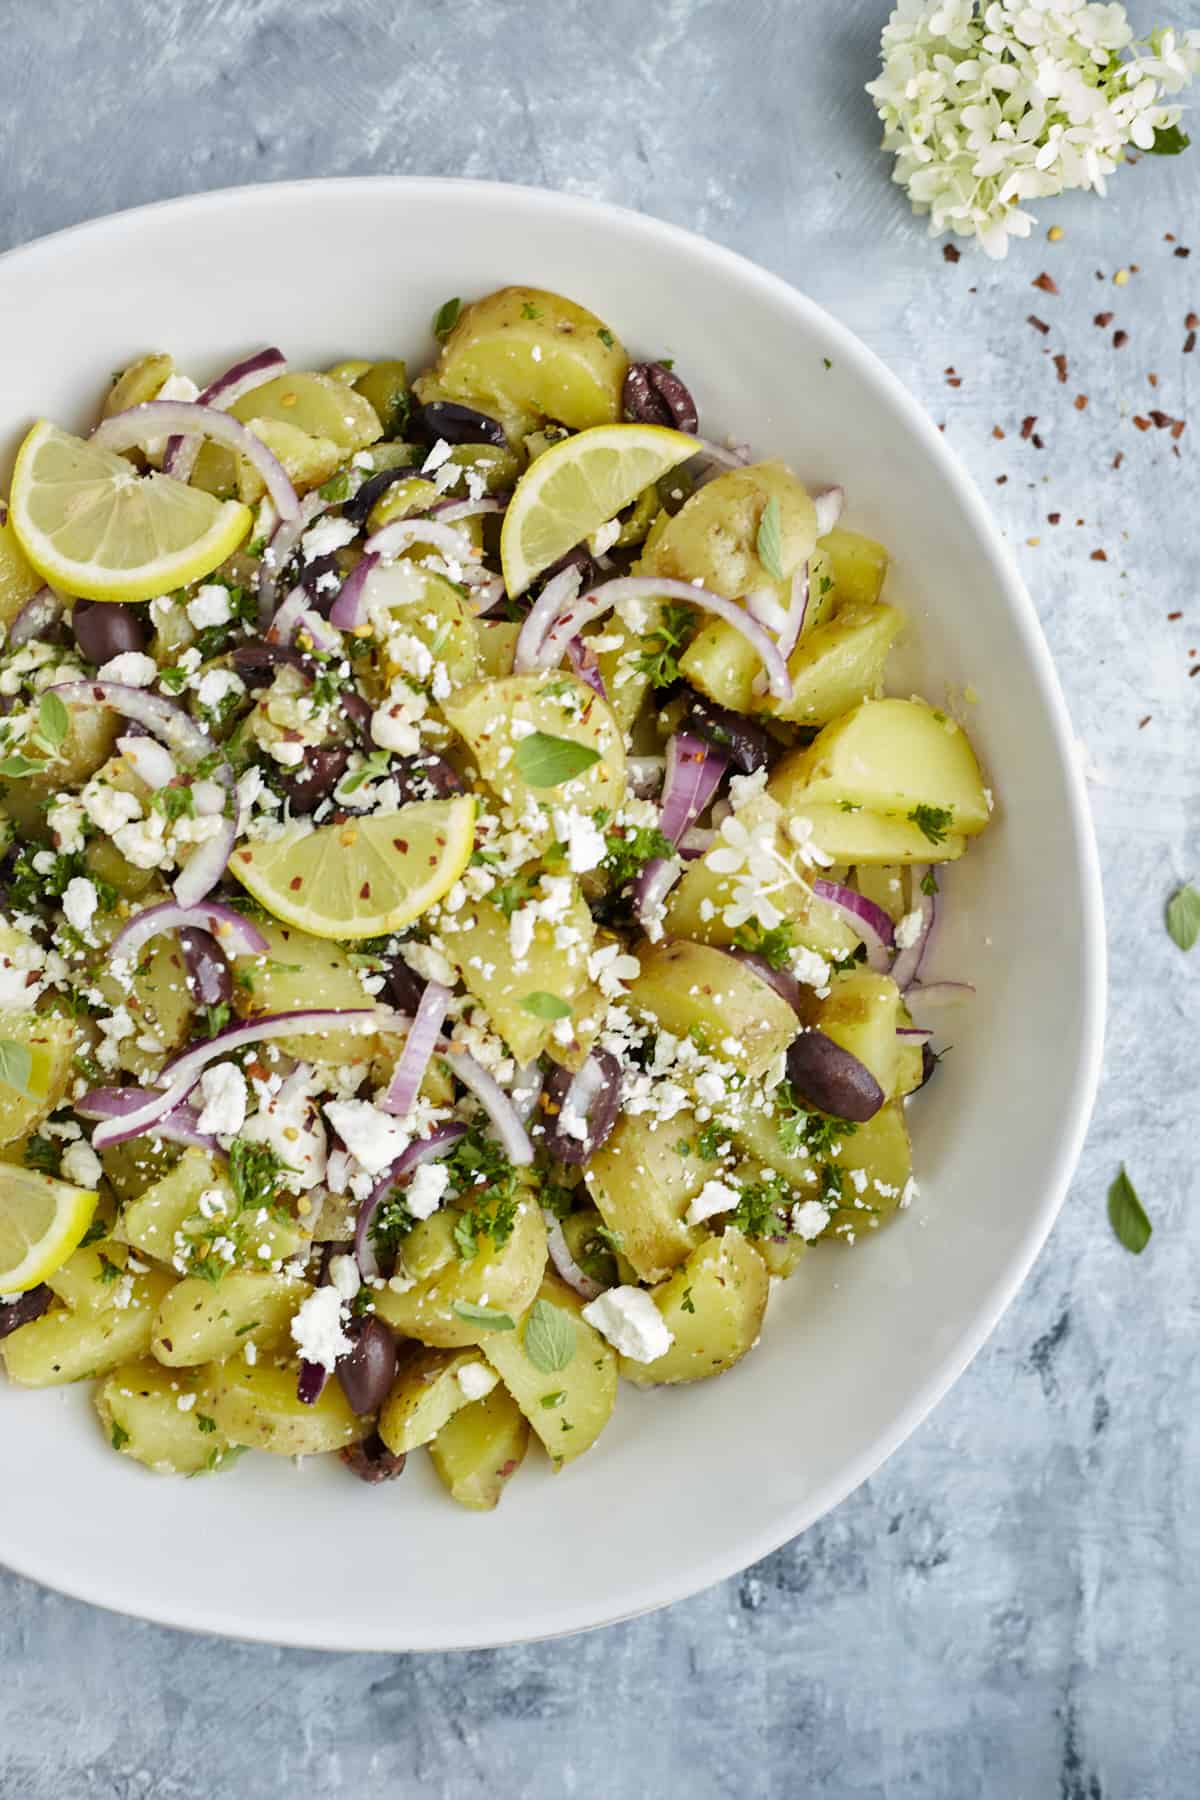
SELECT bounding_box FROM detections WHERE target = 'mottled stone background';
[2,2,1199,1795]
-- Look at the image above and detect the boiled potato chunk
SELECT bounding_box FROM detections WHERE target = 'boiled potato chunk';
[1,1268,174,1386]
[235,418,345,502]
[151,1272,311,1366]
[476,620,521,680]
[95,1358,233,1474]
[796,969,903,1099]
[229,370,382,452]
[626,940,798,1081]
[443,886,596,1067]
[481,1274,617,1466]
[45,1235,129,1316]
[584,1111,708,1282]
[0,500,44,626]
[0,1006,77,1145]
[765,796,965,867]
[825,1102,913,1240]
[207,1356,369,1455]
[94,930,193,1077]
[780,699,990,836]
[645,462,817,610]
[232,919,385,1066]
[379,1345,494,1454]
[663,842,861,963]
[115,1147,307,1271]
[768,599,904,726]
[619,1230,769,1386]
[373,1197,547,1348]
[441,671,626,822]
[819,525,889,608]
[102,352,174,419]
[428,1384,530,1511]
[422,286,626,432]
[678,545,833,716]
[368,561,481,690]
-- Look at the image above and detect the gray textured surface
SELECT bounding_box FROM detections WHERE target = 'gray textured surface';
[2,1,1199,1795]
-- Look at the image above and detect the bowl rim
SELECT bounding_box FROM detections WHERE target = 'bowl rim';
[0,175,1106,1650]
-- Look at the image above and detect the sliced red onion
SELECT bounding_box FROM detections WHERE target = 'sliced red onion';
[811,878,894,975]
[327,552,379,629]
[565,635,607,698]
[85,1008,394,1149]
[745,588,790,635]
[163,347,288,482]
[354,1122,468,1279]
[513,565,582,673]
[381,981,452,1118]
[8,587,61,648]
[731,950,804,1015]
[678,825,714,858]
[266,584,342,655]
[544,1215,604,1302]
[431,497,506,524]
[258,489,333,625]
[364,516,476,567]
[48,680,216,765]
[534,577,791,701]
[463,574,508,617]
[111,899,269,967]
[904,981,976,1011]
[897,1025,934,1041]
[94,401,299,523]
[297,1360,328,1406]
[660,730,729,848]
[889,872,936,992]
[813,485,845,538]
[75,1089,225,1158]
[777,563,810,660]
[172,766,237,909]
[443,1050,534,1166]
[633,855,681,928]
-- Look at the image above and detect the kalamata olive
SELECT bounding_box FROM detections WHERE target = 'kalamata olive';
[179,926,233,1008]
[919,1042,939,1090]
[413,400,507,450]
[622,362,699,435]
[541,543,601,590]
[300,553,344,612]
[340,1432,407,1484]
[786,1031,885,1124]
[683,695,775,774]
[539,1049,622,1165]
[341,688,374,746]
[381,956,427,1014]
[277,745,352,814]
[231,641,309,688]
[392,753,465,803]
[72,601,147,664]
[337,1314,399,1415]
[0,1285,52,1340]
[342,463,420,527]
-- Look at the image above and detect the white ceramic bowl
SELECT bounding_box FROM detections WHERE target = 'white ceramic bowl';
[0,179,1104,1650]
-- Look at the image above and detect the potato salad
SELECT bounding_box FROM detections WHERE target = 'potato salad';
[0,286,991,1505]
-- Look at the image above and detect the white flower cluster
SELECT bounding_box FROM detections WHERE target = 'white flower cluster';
[866,1,1200,256]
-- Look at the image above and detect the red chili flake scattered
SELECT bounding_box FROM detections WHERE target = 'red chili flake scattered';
[1186,332,1198,354]
[992,425,1006,439]
[289,875,303,890]
[1171,420,1187,440]
[1166,233,1177,242]
[943,244,961,263]
[1028,315,1050,334]
[1091,549,1108,561]
[1191,665,1200,678]
[1094,311,1114,327]
[1148,373,1159,388]
[359,882,371,900]
[995,474,1008,484]
[1168,610,1183,619]
[1074,395,1089,411]
[944,365,956,375]
[946,375,962,388]
[237,850,252,863]
[1113,452,1124,469]
[1149,410,1172,429]
[1133,416,1152,431]
[1032,272,1059,294]
[1130,264,1140,274]
[1176,247,1191,258]
[1021,415,1037,439]
[393,838,409,854]
[428,855,438,867]
[1138,716,1152,729]
[1113,330,1129,348]
[1187,312,1199,330]
[1053,353,1069,383]
[1048,512,1061,525]
[1032,433,1045,449]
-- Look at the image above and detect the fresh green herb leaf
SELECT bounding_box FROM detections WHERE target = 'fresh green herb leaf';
[733,919,795,970]
[1166,883,1200,952]
[198,1003,232,1038]
[540,1389,567,1409]
[36,692,70,753]
[680,1285,696,1315]
[695,1123,725,1161]
[597,328,616,349]
[602,822,674,890]
[337,749,393,794]
[0,754,43,779]
[1108,1166,1151,1254]
[657,356,675,371]
[110,1422,130,1452]
[433,296,462,339]
[451,1301,516,1330]
[23,1133,61,1177]
[158,666,190,694]
[822,357,833,371]
[371,1191,417,1259]
[593,1224,624,1255]
[490,872,538,920]
[318,470,353,503]
[0,1039,33,1095]
[773,1081,857,1158]
[228,1139,294,1214]
[631,600,695,688]
[674,1138,692,1157]
[520,301,543,320]
[520,990,571,1020]
[920,869,940,897]
[728,1174,790,1238]
[195,1412,218,1434]
[756,496,785,583]
[838,800,861,813]
[150,784,196,822]
[95,1254,122,1287]
[523,1298,577,1373]
[908,804,955,846]
[1148,123,1190,155]
[539,1179,577,1221]
[513,732,601,788]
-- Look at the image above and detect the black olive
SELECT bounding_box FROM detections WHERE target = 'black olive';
[786,1031,885,1123]
[413,401,507,450]
[336,1315,399,1416]
[277,746,353,815]
[340,1433,407,1484]
[0,1285,52,1340]
[622,362,699,434]
[72,602,146,664]
[178,927,232,1008]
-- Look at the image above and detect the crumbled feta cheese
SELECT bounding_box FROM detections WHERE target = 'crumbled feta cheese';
[97,651,158,688]
[186,584,234,630]
[302,515,359,561]
[45,796,86,855]
[323,1099,411,1176]
[421,438,454,474]
[195,668,245,713]
[112,812,171,870]
[116,734,177,790]
[686,1178,740,1226]
[81,779,142,836]
[61,876,99,938]
[790,945,831,990]
[289,1286,352,1374]
[588,518,622,557]
[370,684,427,754]
[195,1063,248,1138]
[60,1138,102,1189]
[328,1252,362,1302]
[582,1286,673,1363]
[456,1362,499,1401]
[791,1200,830,1241]
[551,806,606,875]
[266,738,305,767]
[241,1080,327,1189]
[407,1161,451,1220]
[894,908,925,951]
[401,941,457,989]
[176,1392,197,1413]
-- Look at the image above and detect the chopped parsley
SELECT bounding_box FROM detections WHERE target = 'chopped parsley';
[602,822,673,891]
[23,1133,61,1177]
[680,1285,696,1315]
[433,296,462,339]
[908,804,955,846]
[4,846,116,918]
[695,1123,725,1161]
[920,868,940,898]
[631,601,695,689]
[597,327,616,349]
[110,1422,130,1452]
[733,919,795,970]
[773,1081,857,1159]
[728,1175,790,1239]
[445,1127,523,1260]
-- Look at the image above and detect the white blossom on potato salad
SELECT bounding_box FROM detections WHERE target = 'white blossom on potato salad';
[867,0,1200,255]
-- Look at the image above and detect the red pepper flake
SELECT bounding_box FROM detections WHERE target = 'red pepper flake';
[1091,549,1108,561]
[1032,433,1045,449]
[1133,416,1152,431]
[359,882,371,900]
[1176,246,1191,258]
[1148,373,1159,388]
[289,875,303,890]
[1113,330,1129,348]
[1032,272,1058,294]
[1171,420,1187,440]
[1074,394,1089,411]
[1094,311,1114,327]
[1187,312,1199,330]
[1053,353,1069,383]
[1021,415,1037,439]
[1168,610,1183,619]
[1112,452,1124,469]
[1186,333,1197,354]
[1028,314,1051,334]
[1166,233,1177,242]
[943,244,961,263]
[1191,665,1200,677]
[1138,716,1152,729]
[946,375,962,388]
[1048,512,1061,525]
[992,425,1006,439]
[1130,264,1140,274]
[393,838,409,854]
[1149,410,1172,429]
[995,474,1008,485]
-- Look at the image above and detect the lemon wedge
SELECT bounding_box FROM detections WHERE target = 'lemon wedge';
[0,1166,98,1295]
